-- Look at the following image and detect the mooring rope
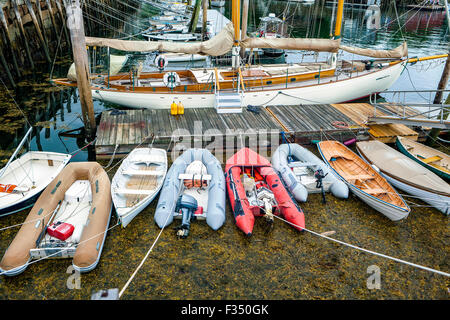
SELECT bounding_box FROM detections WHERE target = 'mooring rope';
[271,214,450,277]
[118,205,171,299]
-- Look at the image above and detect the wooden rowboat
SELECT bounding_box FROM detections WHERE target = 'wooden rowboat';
[318,140,410,221]
[396,136,450,181]
[356,140,449,215]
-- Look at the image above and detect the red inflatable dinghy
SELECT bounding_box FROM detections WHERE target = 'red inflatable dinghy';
[225,148,305,236]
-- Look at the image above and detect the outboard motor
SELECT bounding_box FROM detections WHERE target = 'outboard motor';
[174,194,198,238]
[314,169,328,204]
[256,185,276,225]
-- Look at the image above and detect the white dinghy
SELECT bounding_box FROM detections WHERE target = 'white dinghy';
[0,128,71,216]
[356,140,449,215]
[111,148,167,227]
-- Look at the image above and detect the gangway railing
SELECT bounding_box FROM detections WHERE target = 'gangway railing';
[369,89,450,105]
[367,89,450,129]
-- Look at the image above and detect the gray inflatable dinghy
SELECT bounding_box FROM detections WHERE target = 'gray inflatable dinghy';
[154,148,226,237]
[272,143,348,202]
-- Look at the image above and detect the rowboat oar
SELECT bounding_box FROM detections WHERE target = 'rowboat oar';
[35,201,62,247]
[0,127,33,179]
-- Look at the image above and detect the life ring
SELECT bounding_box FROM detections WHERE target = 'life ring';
[332,121,349,129]
[163,72,181,89]
[154,55,168,70]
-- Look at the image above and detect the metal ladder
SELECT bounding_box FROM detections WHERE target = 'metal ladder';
[215,91,243,114]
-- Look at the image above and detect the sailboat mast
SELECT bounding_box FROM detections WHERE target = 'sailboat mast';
[231,0,241,68]
[334,0,345,39]
[232,0,241,43]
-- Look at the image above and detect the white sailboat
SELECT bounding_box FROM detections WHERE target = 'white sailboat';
[53,0,414,111]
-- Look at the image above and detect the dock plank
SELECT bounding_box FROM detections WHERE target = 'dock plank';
[96,104,370,159]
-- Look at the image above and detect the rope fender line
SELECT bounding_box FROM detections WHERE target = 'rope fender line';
[272,214,450,278]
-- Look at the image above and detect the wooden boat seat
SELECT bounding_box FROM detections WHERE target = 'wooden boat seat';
[114,188,155,195]
[131,155,166,164]
[329,155,354,162]
[421,155,442,164]
[122,169,165,176]
[288,161,319,168]
[341,173,375,181]
[362,188,387,195]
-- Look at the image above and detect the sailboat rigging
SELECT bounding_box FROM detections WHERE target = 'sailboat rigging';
[52,0,436,111]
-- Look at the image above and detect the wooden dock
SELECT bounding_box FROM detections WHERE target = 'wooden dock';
[95,104,365,159]
[331,103,420,143]
[95,103,423,159]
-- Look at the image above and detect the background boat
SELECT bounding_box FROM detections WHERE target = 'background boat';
[396,136,450,180]
[357,140,449,215]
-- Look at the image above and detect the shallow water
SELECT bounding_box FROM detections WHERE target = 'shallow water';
[0,1,449,299]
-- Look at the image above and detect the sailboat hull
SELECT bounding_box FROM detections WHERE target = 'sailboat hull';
[91,61,405,109]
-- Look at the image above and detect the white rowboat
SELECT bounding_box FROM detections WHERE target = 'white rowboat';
[111,148,167,227]
[0,151,71,216]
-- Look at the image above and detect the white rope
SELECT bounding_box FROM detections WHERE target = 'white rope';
[118,211,170,298]
[271,214,450,277]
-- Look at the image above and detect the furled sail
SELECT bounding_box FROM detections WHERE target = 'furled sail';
[339,42,408,58]
[67,54,128,81]
[84,23,235,56]
[240,37,341,53]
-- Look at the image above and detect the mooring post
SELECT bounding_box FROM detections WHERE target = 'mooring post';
[426,51,450,146]
[11,0,35,69]
[45,0,59,37]
[202,0,207,40]
[426,0,450,146]
[0,7,21,76]
[55,0,71,50]
[63,0,96,139]
[0,42,16,87]
[25,0,51,62]
[189,0,202,33]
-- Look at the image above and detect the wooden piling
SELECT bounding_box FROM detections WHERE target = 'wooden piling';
[426,51,450,146]
[11,0,35,69]
[189,0,202,33]
[202,0,207,40]
[55,0,71,49]
[45,0,59,37]
[25,0,51,62]
[0,7,21,76]
[34,0,50,45]
[63,0,96,139]
[0,40,16,87]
